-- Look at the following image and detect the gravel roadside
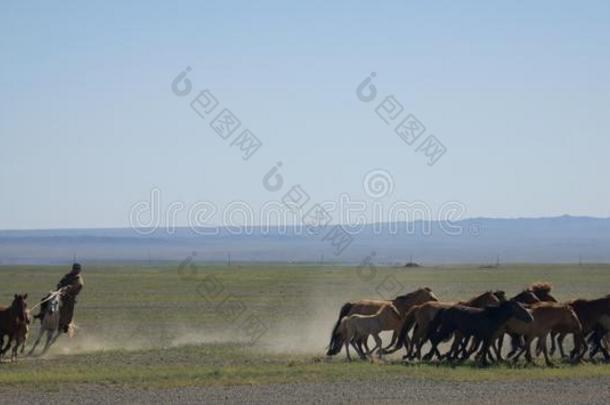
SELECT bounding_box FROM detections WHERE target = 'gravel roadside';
[2,377,609,404]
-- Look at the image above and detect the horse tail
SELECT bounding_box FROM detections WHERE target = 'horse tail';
[387,306,418,353]
[326,302,352,356]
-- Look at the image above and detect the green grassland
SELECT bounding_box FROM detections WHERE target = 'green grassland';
[0,263,609,388]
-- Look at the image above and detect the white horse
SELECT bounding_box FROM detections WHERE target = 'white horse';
[29,292,62,355]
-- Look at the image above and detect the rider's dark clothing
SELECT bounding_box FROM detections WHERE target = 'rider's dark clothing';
[34,264,83,333]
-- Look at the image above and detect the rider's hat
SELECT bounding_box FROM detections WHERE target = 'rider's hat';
[72,262,82,272]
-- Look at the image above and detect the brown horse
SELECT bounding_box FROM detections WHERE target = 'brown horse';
[327,287,439,356]
[553,295,610,359]
[9,309,30,361]
[506,302,585,365]
[493,289,542,359]
[338,304,402,361]
[388,290,504,360]
[0,294,28,359]
[502,283,557,357]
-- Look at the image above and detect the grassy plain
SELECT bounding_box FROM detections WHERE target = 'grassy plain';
[1,263,609,388]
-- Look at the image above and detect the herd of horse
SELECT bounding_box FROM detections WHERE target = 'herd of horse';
[327,283,610,366]
[0,289,70,362]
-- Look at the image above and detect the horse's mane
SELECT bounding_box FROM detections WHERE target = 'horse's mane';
[395,287,431,301]
[493,290,507,301]
[463,290,493,302]
[529,281,552,293]
[387,303,401,318]
[515,289,533,296]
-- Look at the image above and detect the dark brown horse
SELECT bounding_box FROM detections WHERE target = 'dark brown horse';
[389,290,505,360]
[0,294,28,359]
[424,300,533,366]
[512,290,542,305]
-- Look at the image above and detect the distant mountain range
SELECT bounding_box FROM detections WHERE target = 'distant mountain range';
[1,215,609,265]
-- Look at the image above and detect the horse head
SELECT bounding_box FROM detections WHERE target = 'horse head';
[417,287,439,302]
[511,289,541,305]
[529,282,558,302]
[506,300,534,323]
[48,293,61,314]
[493,290,507,302]
[12,294,28,323]
[395,287,440,306]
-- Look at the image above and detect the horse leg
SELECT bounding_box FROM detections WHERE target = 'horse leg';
[382,330,398,351]
[446,335,462,361]
[596,332,610,361]
[549,331,558,356]
[433,340,444,360]
[28,326,45,356]
[405,324,420,359]
[557,333,567,359]
[449,334,465,360]
[460,336,479,362]
[358,335,370,356]
[588,330,600,360]
[604,333,610,354]
[475,338,492,367]
[602,342,610,362]
[349,336,366,360]
[493,335,504,361]
[573,332,588,362]
[352,338,367,360]
[344,341,352,362]
[42,329,56,354]
[11,338,19,362]
[512,338,528,364]
[50,329,62,345]
[422,343,437,361]
[425,326,452,361]
[506,333,522,358]
[371,334,383,358]
[424,334,444,361]
[541,335,553,366]
[524,337,534,364]
[0,335,12,356]
[464,335,478,357]
[470,338,485,362]
[1,336,13,357]
[463,336,480,360]
[409,325,425,360]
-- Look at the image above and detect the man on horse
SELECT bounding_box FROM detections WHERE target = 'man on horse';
[34,263,84,333]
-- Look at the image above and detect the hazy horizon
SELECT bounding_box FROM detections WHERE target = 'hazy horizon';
[1,213,609,233]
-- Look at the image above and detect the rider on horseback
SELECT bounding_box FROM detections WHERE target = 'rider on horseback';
[34,263,84,333]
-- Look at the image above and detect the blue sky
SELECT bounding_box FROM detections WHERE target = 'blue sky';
[1,1,609,229]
